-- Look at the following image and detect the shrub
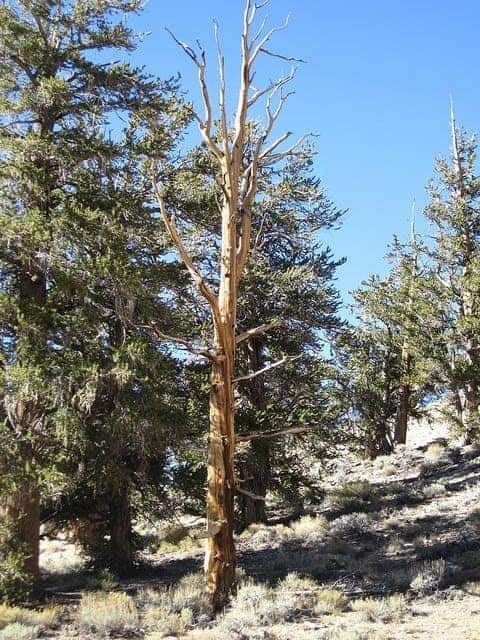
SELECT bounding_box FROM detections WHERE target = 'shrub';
[425,441,448,461]
[219,574,316,634]
[0,624,39,640]
[85,568,118,591]
[382,464,397,477]
[239,522,292,546]
[77,592,139,635]
[326,482,378,514]
[148,525,203,555]
[329,513,374,536]
[141,573,211,634]
[0,604,60,631]
[289,515,329,542]
[423,483,447,499]
[314,588,350,614]
[351,593,408,623]
[409,559,446,594]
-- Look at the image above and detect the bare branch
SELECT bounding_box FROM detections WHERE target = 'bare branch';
[236,487,266,501]
[260,133,311,164]
[165,27,223,161]
[248,67,297,107]
[151,176,221,325]
[236,319,282,344]
[249,13,291,65]
[236,426,311,442]
[142,323,217,362]
[213,20,229,152]
[259,48,307,64]
[232,354,301,384]
[258,130,292,159]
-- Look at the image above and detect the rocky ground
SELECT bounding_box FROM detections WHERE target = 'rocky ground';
[2,432,480,640]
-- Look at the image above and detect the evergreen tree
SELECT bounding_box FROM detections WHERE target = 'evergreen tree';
[0,0,185,595]
[419,108,480,441]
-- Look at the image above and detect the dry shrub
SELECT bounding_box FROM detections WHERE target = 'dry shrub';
[0,624,39,640]
[314,588,350,614]
[0,605,61,632]
[77,592,139,635]
[351,593,408,623]
[141,573,211,635]
[240,522,289,546]
[329,512,374,536]
[219,573,318,634]
[409,559,446,593]
[423,483,447,499]
[425,441,448,461]
[288,515,329,542]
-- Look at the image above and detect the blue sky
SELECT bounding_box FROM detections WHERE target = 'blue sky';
[128,0,480,307]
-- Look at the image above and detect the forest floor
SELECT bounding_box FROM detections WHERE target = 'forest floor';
[3,430,480,639]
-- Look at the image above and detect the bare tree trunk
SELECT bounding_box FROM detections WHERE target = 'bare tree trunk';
[155,0,305,608]
[205,344,236,607]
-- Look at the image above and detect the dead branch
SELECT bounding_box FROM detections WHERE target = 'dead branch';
[142,323,217,362]
[232,354,301,384]
[151,178,222,327]
[259,48,307,63]
[235,319,283,344]
[235,486,266,501]
[236,426,311,442]
[165,28,222,161]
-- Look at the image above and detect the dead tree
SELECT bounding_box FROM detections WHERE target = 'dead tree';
[152,0,308,609]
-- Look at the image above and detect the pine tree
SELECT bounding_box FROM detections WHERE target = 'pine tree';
[419,107,480,441]
[234,148,344,525]
[0,0,185,595]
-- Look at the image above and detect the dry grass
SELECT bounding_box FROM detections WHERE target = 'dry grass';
[425,441,448,461]
[0,604,61,632]
[289,515,329,541]
[77,592,139,636]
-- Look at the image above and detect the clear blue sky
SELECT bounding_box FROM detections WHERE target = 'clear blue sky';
[128,1,480,306]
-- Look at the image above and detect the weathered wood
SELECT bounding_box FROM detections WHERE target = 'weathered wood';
[155,0,305,608]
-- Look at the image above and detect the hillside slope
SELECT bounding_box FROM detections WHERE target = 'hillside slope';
[9,437,480,640]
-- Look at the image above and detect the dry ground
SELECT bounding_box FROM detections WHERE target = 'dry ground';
[2,434,480,640]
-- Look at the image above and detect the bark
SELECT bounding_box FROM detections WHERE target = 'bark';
[205,329,237,609]
[109,481,135,575]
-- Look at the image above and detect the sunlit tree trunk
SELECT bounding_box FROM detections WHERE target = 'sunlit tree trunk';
[153,0,307,607]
